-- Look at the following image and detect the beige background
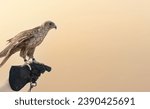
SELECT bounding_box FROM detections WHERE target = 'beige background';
[0,0,150,91]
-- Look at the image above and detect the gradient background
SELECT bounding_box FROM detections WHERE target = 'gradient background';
[0,0,150,91]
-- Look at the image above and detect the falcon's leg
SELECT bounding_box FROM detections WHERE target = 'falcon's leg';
[20,48,28,64]
[27,48,39,63]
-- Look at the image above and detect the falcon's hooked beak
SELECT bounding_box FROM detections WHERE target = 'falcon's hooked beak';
[54,25,57,29]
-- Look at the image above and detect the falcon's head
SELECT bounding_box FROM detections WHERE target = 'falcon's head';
[43,21,57,30]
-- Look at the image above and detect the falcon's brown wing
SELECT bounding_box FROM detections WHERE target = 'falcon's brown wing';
[0,29,34,57]
[0,29,35,67]
[7,26,40,45]
[7,29,34,44]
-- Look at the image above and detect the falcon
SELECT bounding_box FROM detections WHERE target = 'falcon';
[0,21,57,67]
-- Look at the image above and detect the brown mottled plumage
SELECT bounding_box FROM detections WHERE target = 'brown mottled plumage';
[0,21,57,67]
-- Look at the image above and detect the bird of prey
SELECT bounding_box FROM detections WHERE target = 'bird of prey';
[0,21,57,67]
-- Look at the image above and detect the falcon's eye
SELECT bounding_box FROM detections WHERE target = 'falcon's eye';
[49,22,53,26]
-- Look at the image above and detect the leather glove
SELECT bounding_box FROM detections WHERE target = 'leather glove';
[9,62,51,91]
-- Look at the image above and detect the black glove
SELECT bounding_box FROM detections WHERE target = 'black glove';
[9,62,51,91]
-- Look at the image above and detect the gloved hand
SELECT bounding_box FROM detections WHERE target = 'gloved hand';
[9,62,51,91]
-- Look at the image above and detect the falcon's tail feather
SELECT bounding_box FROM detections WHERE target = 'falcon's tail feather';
[0,52,12,67]
[0,44,20,67]
[0,44,12,58]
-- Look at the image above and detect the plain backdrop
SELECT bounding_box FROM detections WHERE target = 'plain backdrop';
[0,0,150,91]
